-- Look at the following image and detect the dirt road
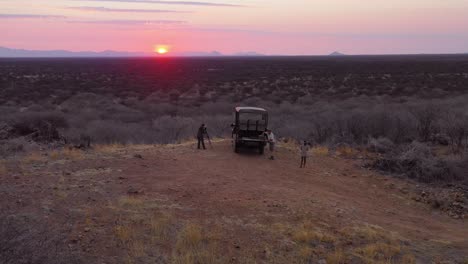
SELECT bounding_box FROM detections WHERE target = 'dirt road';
[1,140,467,263]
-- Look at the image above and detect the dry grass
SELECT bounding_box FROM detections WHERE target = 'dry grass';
[312,146,330,156]
[114,225,133,245]
[292,226,336,244]
[284,222,413,263]
[298,245,313,261]
[172,223,221,264]
[118,196,145,210]
[335,145,359,158]
[401,254,416,264]
[94,143,126,154]
[354,242,401,263]
[176,223,203,249]
[61,148,85,160]
[326,248,346,264]
[357,225,397,242]
[0,160,7,175]
[22,151,46,163]
[129,240,146,258]
[150,213,172,242]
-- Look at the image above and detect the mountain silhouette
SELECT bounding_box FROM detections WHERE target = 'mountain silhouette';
[329,51,346,56]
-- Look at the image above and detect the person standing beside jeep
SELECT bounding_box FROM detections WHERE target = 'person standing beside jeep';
[197,124,208,150]
[299,140,310,168]
[265,129,276,160]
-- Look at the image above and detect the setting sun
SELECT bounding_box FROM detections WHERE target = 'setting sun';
[154,45,169,55]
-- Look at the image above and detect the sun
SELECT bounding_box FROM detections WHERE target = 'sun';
[157,47,168,54]
[154,45,169,55]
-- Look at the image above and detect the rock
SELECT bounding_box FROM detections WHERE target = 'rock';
[133,154,143,159]
[318,259,327,264]
[84,227,90,232]
[0,122,14,140]
[127,187,143,195]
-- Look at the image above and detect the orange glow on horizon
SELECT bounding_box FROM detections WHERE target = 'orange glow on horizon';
[154,45,170,55]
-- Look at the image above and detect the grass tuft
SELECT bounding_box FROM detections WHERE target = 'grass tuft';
[23,152,46,163]
[94,143,125,154]
[326,248,346,264]
[312,146,330,156]
[0,161,7,175]
[150,213,172,242]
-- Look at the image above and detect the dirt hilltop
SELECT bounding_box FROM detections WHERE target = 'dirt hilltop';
[1,140,467,263]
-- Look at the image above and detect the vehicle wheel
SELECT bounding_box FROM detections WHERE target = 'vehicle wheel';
[259,143,264,155]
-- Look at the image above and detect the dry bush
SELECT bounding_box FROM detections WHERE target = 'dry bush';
[2,91,467,147]
[372,141,467,184]
[441,111,468,154]
[152,115,196,144]
[411,104,440,142]
[368,137,395,154]
[7,112,67,143]
[0,138,25,157]
[85,120,154,144]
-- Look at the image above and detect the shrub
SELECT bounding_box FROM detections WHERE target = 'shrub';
[368,137,395,154]
[411,104,440,142]
[441,111,468,154]
[6,111,68,144]
[372,142,466,184]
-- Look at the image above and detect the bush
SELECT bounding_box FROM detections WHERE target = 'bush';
[85,120,154,144]
[10,112,68,136]
[372,142,466,184]
[368,137,395,154]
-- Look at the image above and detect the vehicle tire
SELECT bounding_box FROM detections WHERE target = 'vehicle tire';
[259,143,264,155]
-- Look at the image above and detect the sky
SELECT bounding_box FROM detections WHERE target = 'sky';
[1,0,468,55]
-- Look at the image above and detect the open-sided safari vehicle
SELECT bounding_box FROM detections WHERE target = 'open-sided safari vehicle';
[231,107,268,154]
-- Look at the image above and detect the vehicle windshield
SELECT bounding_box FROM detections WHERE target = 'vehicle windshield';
[239,112,266,122]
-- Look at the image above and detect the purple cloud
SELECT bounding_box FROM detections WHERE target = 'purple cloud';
[67,6,192,13]
[68,19,186,25]
[0,14,66,19]
[72,0,245,7]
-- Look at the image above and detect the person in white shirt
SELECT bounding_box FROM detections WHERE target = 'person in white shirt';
[299,140,310,168]
[265,129,276,160]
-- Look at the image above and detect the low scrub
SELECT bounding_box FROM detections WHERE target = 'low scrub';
[371,141,467,184]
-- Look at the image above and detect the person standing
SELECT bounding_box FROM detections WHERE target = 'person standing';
[197,124,208,150]
[265,129,276,160]
[299,140,310,168]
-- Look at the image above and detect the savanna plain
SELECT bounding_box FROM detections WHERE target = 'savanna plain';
[0,55,467,264]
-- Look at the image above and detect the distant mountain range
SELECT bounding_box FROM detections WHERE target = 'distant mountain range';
[0,47,266,58]
[329,51,346,56]
[0,46,149,58]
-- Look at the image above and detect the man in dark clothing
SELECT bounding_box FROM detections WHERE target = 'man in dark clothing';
[197,124,208,150]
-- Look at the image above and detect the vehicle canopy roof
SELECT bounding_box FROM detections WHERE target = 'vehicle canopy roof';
[235,107,267,113]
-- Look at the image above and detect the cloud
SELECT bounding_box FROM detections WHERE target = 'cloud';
[72,0,246,7]
[67,6,192,13]
[0,14,66,19]
[68,19,186,25]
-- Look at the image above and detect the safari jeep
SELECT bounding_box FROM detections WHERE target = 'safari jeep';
[231,107,268,154]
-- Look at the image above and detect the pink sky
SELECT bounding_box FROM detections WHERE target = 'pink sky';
[1,0,468,55]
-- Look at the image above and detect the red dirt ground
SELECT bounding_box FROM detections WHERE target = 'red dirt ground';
[1,140,467,263]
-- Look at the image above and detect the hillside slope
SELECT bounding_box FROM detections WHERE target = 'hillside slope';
[1,140,467,263]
